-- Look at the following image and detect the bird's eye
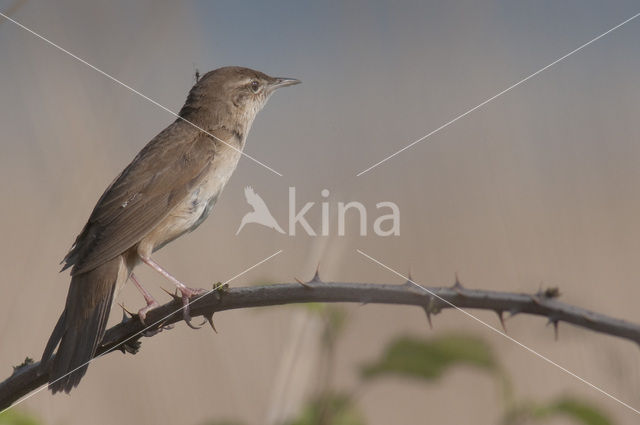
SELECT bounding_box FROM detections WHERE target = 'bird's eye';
[250,80,260,93]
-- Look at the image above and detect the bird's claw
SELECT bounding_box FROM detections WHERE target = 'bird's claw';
[136,300,160,326]
[142,327,163,337]
[178,287,208,329]
[182,296,201,329]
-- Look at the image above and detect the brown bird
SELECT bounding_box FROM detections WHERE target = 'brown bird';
[41,66,300,393]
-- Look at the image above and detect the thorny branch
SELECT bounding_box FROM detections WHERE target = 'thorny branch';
[2,276,640,410]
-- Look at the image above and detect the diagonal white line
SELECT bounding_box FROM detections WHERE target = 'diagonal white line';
[356,11,640,176]
[0,249,283,414]
[0,12,283,177]
[356,249,640,415]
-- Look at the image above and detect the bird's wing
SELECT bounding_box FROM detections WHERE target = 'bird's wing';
[244,186,258,207]
[64,123,233,275]
[244,186,270,211]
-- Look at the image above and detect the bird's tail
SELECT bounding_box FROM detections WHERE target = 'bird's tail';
[41,256,123,393]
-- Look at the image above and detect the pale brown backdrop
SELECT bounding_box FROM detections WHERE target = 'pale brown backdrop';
[1,1,640,424]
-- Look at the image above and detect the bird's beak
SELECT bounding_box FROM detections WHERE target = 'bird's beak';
[270,77,301,90]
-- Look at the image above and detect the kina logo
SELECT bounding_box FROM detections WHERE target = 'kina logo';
[235,186,286,235]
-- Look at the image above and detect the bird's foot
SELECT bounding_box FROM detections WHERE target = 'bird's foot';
[137,299,160,325]
[177,286,209,329]
[140,257,208,329]
[141,321,173,337]
[129,273,161,326]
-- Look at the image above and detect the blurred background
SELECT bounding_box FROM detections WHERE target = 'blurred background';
[1,0,640,424]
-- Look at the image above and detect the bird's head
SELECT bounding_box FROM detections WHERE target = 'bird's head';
[179,66,300,137]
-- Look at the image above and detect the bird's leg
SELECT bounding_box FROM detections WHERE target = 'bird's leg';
[129,273,159,325]
[141,257,208,328]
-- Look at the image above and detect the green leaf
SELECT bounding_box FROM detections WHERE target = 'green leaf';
[361,334,497,381]
[285,393,365,425]
[532,398,614,425]
[0,410,42,425]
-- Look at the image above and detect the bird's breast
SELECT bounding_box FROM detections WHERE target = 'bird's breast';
[148,147,243,252]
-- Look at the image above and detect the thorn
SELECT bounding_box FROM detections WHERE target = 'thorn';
[507,307,521,318]
[119,303,133,321]
[295,277,313,289]
[422,296,442,329]
[423,306,433,329]
[404,268,415,287]
[311,264,322,283]
[547,318,559,341]
[452,273,465,295]
[453,273,464,288]
[160,286,182,302]
[496,310,507,333]
[203,311,218,333]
